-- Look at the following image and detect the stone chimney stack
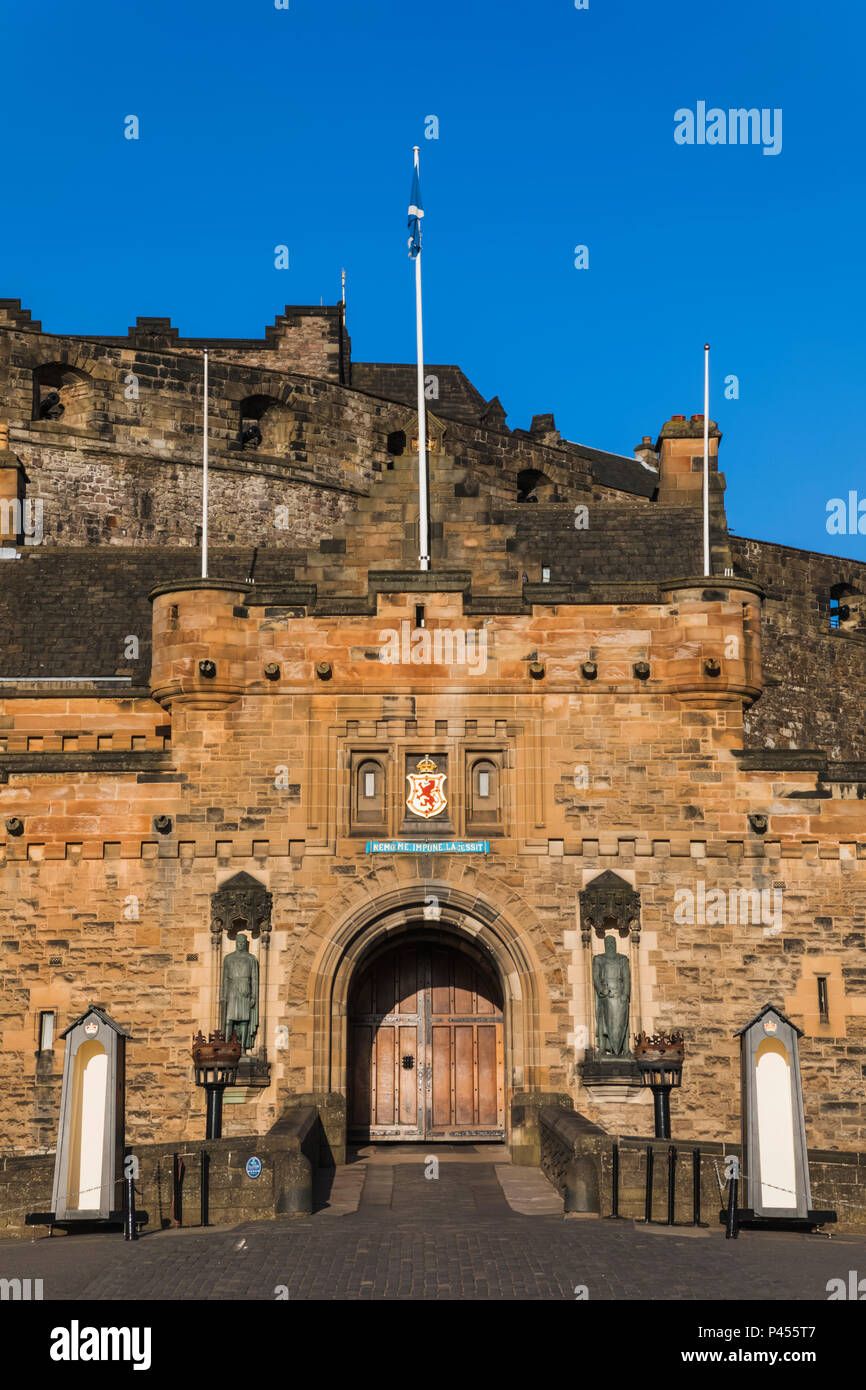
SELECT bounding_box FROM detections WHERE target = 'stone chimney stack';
[529,413,561,446]
[634,434,658,468]
[654,414,731,573]
[655,414,722,506]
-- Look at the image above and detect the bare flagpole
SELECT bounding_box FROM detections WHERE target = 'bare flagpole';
[201,348,209,579]
[413,146,430,572]
[702,343,710,577]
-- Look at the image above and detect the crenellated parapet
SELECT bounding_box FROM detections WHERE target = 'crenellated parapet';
[149,581,252,709]
[655,576,763,705]
[147,572,764,710]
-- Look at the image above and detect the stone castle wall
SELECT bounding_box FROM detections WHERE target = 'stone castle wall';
[0,304,864,1176]
[1,583,864,1157]
[733,536,866,759]
[0,312,611,558]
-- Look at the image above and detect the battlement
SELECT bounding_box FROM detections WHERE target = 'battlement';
[1,301,351,383]
[1,301,865,758]
[146,575,764,709]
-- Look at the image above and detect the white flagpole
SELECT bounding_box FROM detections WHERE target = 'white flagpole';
[413,146,430,572]
[202,348,209,579]
[702,343,710,577]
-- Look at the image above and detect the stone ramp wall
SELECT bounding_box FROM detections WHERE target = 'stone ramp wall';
[0,1104,326,1239]
[538,1107,866,1232]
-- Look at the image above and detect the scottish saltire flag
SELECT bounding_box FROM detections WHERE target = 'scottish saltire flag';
[408,163,423,258]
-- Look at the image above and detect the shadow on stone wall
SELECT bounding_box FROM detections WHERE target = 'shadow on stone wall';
[538,1106,866,1233]
[0,1095,347,1239]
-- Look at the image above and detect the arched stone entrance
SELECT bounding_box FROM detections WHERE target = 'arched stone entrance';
[348,930,505,1141]
[306,883,549,1144]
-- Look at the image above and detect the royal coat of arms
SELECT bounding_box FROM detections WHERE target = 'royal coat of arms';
[406,755,447,819]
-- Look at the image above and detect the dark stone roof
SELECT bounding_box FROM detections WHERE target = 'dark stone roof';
[0,548,304,682]
[506,502,701,582]
[573,444,659,499]
[351,363,490,426]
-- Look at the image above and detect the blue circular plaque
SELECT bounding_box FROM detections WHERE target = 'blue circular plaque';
[245,1156,262,1179]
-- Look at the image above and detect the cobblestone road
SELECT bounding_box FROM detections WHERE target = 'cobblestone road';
[1,1158,861,1301]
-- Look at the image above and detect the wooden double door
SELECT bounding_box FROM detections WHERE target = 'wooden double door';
[348,939,505,1141]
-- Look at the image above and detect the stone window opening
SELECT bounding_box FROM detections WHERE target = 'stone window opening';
[35,1008,57,1081]
[387,430,406,459]
[32,363,93,430]
[467,755,503,832]
[239,394,298,455]
[38,1010,55,1051]
[239,395,270,450]
[817,976,829,1025]
[352,755,388,831]
[516,468,553,504]
[829,581,863,632]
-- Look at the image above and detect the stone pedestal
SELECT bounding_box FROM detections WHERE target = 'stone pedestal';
[578,1054,643,1102]
[237,1055,271,1088]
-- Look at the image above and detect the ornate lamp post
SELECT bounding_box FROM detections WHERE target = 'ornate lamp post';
[192,1030,241,1139]
[633,1031,685,1139]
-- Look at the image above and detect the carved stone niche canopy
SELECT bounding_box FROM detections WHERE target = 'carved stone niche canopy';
[579,870,641,945]
[210,871,273,942]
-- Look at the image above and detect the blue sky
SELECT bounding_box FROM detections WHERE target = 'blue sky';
[2,0,864,558]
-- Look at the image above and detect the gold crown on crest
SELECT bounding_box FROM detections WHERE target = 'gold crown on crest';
[416,755,437,772]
